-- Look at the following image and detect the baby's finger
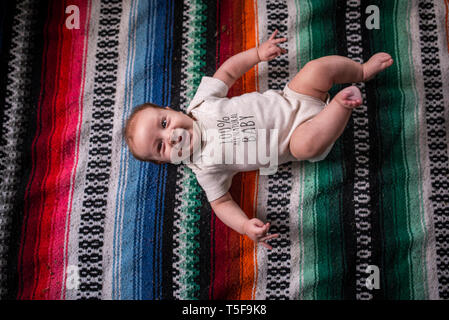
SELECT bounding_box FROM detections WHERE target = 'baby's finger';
[269,29,279,40]
[259,241,273,250]
[272,37,287,44]
[268,46,279,54]
[252,219,265,227]
[259,233,279,242]
[267,52,278,60]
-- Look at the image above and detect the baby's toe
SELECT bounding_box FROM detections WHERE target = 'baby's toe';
[384,58,394,67]
[373,52,391,62]
[380,52,392,60]
[377,53,394,68]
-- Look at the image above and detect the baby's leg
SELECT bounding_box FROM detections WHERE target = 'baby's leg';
[288,53,393,160]
[288,53,393,102]
[289,86,362,160]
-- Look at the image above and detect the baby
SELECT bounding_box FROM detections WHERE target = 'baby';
[124,29,393,250]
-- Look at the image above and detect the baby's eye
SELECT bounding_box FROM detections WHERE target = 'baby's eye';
[161,118,167,129]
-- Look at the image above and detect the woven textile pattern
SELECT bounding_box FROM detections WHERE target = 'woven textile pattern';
[0,0,449,300]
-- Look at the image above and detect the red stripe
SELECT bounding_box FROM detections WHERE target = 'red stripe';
[49,0,90,299]
[60,0,91,300]
[18,0,88,299]
[33,0,65,299]
[210,0,234,299]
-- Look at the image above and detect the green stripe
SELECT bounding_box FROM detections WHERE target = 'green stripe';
[312,0,345,300]
[369,0,423,299]
[299,0,344,299]
[179,0,208,299]
[297,0,317,300]
[179,170,202,298]
[396,0,428,299]
[407,0,429,298]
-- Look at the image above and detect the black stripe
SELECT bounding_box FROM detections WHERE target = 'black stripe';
[161,0,182,300]
[335,0,356,300]
[155,0,173,300]
[205,0,218,77]
[3,0,48,299]
[208,0,221,299]
[360,0,384,300]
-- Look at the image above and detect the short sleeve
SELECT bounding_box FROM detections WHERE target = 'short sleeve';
[186,76,229,115]
[188,165,236,202]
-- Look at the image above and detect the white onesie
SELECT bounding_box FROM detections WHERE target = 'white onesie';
[184,76,334,202]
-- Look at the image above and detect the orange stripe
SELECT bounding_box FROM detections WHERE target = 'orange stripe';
[237,0,259,300]
[222,0,259,300]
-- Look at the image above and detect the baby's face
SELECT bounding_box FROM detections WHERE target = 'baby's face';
[131,106,195,163]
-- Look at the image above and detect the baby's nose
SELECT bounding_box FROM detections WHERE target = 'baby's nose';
[169,130,182,146]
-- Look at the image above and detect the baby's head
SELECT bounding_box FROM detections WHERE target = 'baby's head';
[123,103,196,164]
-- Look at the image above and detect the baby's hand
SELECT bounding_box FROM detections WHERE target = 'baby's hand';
[257,29,287,62]
[243,218,279,250]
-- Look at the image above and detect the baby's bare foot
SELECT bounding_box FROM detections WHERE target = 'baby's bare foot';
[362,52,394,81]
[335,86,362,110]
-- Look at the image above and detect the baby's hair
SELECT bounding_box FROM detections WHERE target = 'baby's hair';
[123,102,164,165]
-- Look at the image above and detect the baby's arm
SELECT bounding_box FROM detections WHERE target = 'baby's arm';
[210,192,279,249]
[213,29,287,89]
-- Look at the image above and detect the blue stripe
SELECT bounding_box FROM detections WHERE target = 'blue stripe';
[113,0,173,299]
[115,0,136,299]
[114,0,140,299]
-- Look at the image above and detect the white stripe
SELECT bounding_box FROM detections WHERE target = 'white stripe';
[434,0,449,158]
[255,173,269,300]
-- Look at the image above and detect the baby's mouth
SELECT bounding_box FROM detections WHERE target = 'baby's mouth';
[171,128,190,150]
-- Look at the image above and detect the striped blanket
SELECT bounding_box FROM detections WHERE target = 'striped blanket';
[1,0,448,300]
